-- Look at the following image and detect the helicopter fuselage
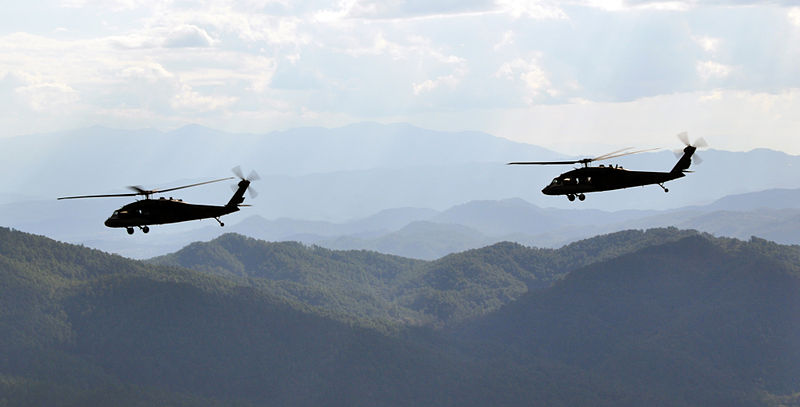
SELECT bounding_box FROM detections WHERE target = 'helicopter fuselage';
[542,166,684,196]
[104,198,239,228]
[58,173,254,235]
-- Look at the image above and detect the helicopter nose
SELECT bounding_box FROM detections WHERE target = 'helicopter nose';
[104,212,119,227]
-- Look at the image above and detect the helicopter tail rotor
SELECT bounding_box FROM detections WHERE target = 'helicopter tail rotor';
[672,132,709,173]
[231,166,260,201]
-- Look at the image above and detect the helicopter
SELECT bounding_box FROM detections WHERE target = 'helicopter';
[508,132,707,201]
[58,167,259,234]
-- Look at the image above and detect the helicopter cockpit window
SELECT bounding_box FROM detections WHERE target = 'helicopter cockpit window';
[550,178,560,186]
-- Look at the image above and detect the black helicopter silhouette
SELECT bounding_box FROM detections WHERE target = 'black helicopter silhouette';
[58,167,259,234]
[508,133,707,201]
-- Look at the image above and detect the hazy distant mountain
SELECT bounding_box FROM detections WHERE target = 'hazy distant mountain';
[320,221,494,260]
[4,188,800,260]
[2,120,800,259]
[613,207,800,245]
[2,123,800,221]
[0,122,561,202]
[703,187,800,211]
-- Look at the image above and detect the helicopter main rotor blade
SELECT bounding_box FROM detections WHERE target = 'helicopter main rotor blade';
[507,160,583,165]
[59,177,235,201]
[591,147,633,161]
[153,177,235,194]
[594,147,660,162]
[128,185,152,195]
[58,192,140,200]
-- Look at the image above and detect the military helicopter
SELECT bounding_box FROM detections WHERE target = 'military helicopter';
[58,167,259,234]
[508,132,707,201]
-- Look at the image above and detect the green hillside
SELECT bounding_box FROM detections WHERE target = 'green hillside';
[461,234,800,406]
[2,226,799,406]
[0,228,473,406]
[153,229,701,325]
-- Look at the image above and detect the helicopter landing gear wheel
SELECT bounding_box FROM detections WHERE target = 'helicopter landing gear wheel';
[126,227,134,235]
[214,217,224,227]
[578,193,586,201]
[658,183,669,193]
[140,226,150,233]
[567,194,576,202]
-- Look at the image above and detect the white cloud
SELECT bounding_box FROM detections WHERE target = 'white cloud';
[481,89,800,155]
[495,0,567,19]
[17,82,81,111]
[495,57,556,101]
[578,0,694,12]
[0,0,798,158]
[494,30,514,50]
[693,35,720,53]
[171,84,237,111]
[164,25,215,48]
[789,7,800,26]
[412,73,461,95]
[696,60,732,81]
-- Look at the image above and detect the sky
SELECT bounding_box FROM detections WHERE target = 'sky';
[2,0,800,155]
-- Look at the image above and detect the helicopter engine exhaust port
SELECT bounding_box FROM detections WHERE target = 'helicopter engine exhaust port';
[126,227,134,235]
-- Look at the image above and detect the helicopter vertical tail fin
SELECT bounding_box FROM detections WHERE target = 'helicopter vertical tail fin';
[670,133,707,174]
[226,179,250,208]
[670,145,697,174]
[226,166,259,208]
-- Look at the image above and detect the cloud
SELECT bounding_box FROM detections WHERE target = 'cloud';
[494,30,514,50]
[495,0,567,19]
[789,7,800,26]
[482,89,800,155]
[495,57,556,102]
[693,35,721,53]
[0,0,798,159]
[412,73,462,95]
[17,82,80,111]
[163,25,215,48]
[696,60,732,81]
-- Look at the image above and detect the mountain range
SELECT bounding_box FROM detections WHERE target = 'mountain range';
[1,226,798,406]
[2,122,800,259]
[4,187,798,260]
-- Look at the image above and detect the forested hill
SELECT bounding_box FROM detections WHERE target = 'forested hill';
[2,226,800,406]
[0,227,480,406]
[458,234,800,405]
[151,228,702,325]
